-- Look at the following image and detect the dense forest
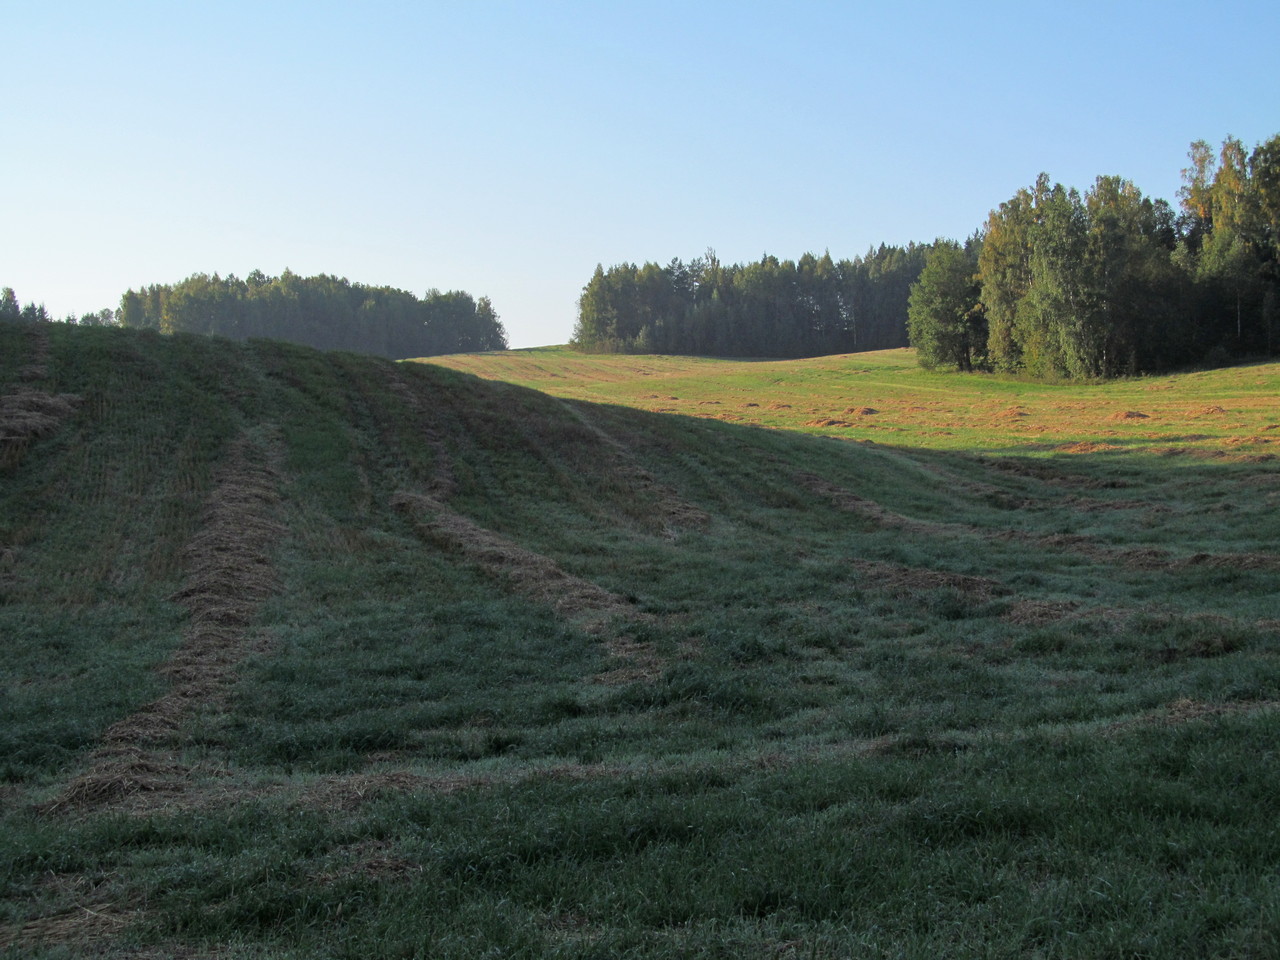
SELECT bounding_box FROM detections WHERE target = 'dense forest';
[118,271,508,358]
[908,133,1280,378]
[1,272,508,360]
[571,245,932,357]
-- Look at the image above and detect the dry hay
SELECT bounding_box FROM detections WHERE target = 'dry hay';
[0,389,82,440]
[767,402,792,410]
[1055,440,1122,454]
[392,490,645,631]
[593,633,666,685]
[303,770,490,811]
[1181,551,1280,571]
[1002,599,1081,625]
[1196,405,1229,416]
[982,457,1128,490]
[1106,698,1280,737]
[795,472,974,538]
[1110,410,1150,421]
[804,418,855,428]
[847,559,1006,600]
[380,368,457,500]
[48,432,284,813]
[0,328,80,449]
[553,400,709,535]
[845,406,879,416]
[0,902,141,953]
[310,840,424,885]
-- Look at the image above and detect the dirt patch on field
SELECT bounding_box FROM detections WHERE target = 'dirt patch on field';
[845,406,878,416]
[805,418,855,428]
[49,431,284,812]
[1110,410,1150,421]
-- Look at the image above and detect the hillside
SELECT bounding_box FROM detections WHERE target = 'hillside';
[3,324,1279,958]
[425,346,1280,459]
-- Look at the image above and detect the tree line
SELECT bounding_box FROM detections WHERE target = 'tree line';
[1,287,115,327]
[118,270,507,357]
[2,271,509,360]
[908,133,1280,378]
[571,245,932,358]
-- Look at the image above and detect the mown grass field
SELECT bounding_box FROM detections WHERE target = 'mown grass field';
[2,324,1278,958]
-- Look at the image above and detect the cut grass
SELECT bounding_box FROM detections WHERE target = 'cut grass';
[2,327,1278,957]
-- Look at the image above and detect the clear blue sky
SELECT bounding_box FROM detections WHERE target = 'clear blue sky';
[5,1,1278,348]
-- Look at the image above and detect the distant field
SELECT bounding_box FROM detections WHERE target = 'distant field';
[3,326,1279,958]
[423,346,1280,459]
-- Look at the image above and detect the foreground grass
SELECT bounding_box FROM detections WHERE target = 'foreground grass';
[1,326,1278,957]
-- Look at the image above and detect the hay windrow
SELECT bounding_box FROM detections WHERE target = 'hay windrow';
[795,472,974,537]
[554,399,709,535]
[393,490,635,626]
[392,490,665,678]
[847,559,1006,600]
[48,431,283,812]
[381,367,457,500]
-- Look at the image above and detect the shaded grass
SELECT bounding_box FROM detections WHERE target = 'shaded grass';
[3,328,1279,957]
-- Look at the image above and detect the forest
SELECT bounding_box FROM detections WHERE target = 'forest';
[1,271,508,360]
[908,133,1280,378]
[117,271,508,358]
[571,244,931,358]
[575,134,1280,379]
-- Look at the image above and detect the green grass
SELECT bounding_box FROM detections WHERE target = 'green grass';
[2,326,1278,957]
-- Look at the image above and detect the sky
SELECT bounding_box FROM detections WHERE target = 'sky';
[5,1,1279,348]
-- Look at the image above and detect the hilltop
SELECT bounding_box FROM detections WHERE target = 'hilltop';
[3,324,1279,958]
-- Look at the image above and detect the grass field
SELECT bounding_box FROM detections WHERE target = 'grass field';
[2,325,1279,958]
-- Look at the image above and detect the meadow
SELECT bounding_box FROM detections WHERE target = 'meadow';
[2,324,1278,958]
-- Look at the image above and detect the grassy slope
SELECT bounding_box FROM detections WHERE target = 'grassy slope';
[426,346,1280,458]
[2,325,1279,958]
